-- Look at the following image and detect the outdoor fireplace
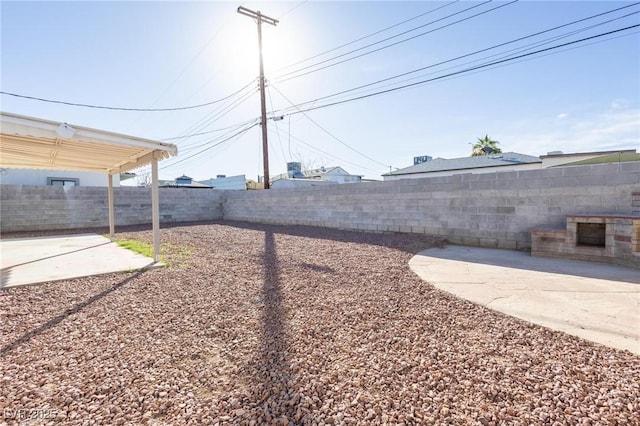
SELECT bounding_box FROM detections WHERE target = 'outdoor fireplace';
[576,222,606,247]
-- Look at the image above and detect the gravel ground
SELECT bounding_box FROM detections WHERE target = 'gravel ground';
[1,221,639,425]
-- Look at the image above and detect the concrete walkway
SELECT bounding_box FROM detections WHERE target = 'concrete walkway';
[1,234,160,289]
[410,246,640,355]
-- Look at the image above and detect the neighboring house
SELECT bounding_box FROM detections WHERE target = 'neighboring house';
[159,175,212,188]
[540,150,638,167]
[0,168,121,187]
[271,178,338,189]
[199,175,247,190]
[271,163,363,186]
[383,149,639,181]
[246,179,265,190]
[383,152,542,181]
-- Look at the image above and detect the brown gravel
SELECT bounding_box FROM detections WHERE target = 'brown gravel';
[1,221,639,425]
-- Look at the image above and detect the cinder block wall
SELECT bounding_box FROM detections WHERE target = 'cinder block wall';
[1,163,638,250]
[0,186,224,232]
[633,192,640,215]
[222,163,640,250]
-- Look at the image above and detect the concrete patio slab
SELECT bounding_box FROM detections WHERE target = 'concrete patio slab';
[410,245,640,355]
[0,234,161,289]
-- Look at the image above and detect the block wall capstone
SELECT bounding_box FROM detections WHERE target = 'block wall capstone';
[0,186,223,233]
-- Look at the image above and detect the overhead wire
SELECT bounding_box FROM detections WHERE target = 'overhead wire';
[160,121,259,170]
[424,29,640,89]
[274,0,459,72]
[270,84,390,169]
[272,5,640,114]
[161,117,260,141]
[177,88,258,143]
[0,79,258,112]
[273,124,385,175]
[272,0,518,83]
[277,0,309,20]
[165,81,258,148]
[160,12,638,177]
[277,24,640,117]
[266,84,288,163]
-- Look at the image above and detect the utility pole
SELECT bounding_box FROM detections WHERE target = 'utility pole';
[237,6,278,189]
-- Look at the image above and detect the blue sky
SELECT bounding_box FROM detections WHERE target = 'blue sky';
[2,1,639,182]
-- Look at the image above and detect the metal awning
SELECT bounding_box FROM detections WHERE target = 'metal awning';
[0,111,178,262]
[0,112,176,173]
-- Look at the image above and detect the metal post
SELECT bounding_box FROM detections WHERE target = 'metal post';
[108,173,115,238]
[238,6,278,189]
[151,156,160,263]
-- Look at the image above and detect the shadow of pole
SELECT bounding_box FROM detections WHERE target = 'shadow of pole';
[1,270,145,355]
[249,230,299,422]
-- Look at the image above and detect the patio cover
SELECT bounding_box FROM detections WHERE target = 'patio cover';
[0,111,178,262]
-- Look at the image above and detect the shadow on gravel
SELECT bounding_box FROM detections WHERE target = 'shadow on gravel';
[0,271,145,355]
[218,220,443,254]
[248,229,302,422]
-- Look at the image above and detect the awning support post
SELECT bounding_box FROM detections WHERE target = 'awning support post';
[151,155,160,263]
[108,173,115,238]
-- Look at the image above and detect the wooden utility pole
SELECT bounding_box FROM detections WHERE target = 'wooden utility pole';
[237,6,278,189]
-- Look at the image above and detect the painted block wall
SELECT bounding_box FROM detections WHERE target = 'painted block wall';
[222,163,640,250]
[0,186,223,232]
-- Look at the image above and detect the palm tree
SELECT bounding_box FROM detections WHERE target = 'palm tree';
[471,134,502,156]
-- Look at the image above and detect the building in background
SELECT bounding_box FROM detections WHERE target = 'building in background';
[199,175,247,190]
[383,153,541,181]
[271,162,362,188]
[0,168,121,187]
[159,175,212,188]
[383,150,638,181]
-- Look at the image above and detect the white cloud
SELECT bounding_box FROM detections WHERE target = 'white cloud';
[610,98,630,110]
[557,113,568,119]
[501,105,640,156]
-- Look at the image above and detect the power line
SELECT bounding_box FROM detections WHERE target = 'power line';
[274,125,384,175]
[271,84,390,168]
[170,121,257,154]
[266,85,287,162]
[281,24,640,117]
[142,13,239,111]
[160,122,259,170]
[165,84,259,147]
[274,0,459,72]
[0,79,257,112]
[161,118,260,141]
[277,0,309,20]
[273,0,517,83]
[273,4,640,113]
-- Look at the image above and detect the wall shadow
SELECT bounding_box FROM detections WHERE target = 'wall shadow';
[1,271,145,355]
[215,220,443,254]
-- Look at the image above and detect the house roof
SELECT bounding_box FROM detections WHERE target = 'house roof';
[0,112,177,174]
[273,166,363,181]
[303,166,363,178]
[539,149,636,159]
[159,179,212,188]
[557,151,640,166]
[384,152,541,176]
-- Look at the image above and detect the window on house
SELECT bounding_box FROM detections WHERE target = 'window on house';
[47,177,79,187]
